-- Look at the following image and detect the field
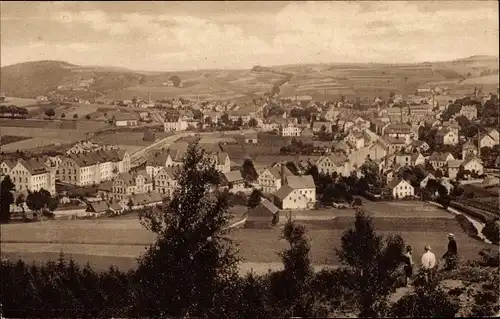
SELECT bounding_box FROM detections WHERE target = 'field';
[1,202,494,274]
[0,118,109,152]
[108,69,288,101]
[0,135,30,145]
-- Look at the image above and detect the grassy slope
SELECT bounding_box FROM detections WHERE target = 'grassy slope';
[1,202,494,270]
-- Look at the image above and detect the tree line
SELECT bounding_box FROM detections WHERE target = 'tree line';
[1,141,498,317]
[0,105,29,118]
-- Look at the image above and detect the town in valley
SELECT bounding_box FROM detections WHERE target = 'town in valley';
[0,1,499,318]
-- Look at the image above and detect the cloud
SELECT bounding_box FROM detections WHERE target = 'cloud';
[0,1,498,70]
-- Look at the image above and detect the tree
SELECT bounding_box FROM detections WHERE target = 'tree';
[169,75,182,87]
[268,219,328,317]
[26,189,51,218]
[73,113,78,119]
[61,112,66,118]
[390,271,459,317]
[143,129,156,142]
[271,83,280,96]
[236,116,243,127]
[336,209,406,317]
[247,189,263,209]
[15,193,26,219]
[0,176,15,223]
[133,140,240,317]
[241,158,258,182]
[248,118,258,128]
[221,113,230,125]
[45,108,55,119]
[47,197,59,211]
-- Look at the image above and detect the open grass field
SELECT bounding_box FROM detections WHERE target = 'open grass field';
[1,137,67,152]
[0,97,39,107]
[1,202,494,274]
[0,135,31,145]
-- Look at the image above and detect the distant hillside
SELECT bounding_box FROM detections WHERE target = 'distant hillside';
[1,55,498,100]
[0,60,145,99]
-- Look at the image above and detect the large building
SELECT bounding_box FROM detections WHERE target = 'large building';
[0,158,56,195]
[57,149,130,186]
[111,171,153,201]
[279,123,301,137]
[163,115,188,132]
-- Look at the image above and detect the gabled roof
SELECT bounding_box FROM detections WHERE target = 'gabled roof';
[462,140,476,150]
[17,158,49,175]
[429,152,453,162]
[223,170,243,183]
[386,178,410,189]
[274,184,295,200]
[286,175,315,189]
[462,156,482,166]
[447,159,463,168]
[266,165,294,179]
[247,198,279,221]
[110,112,138,121]
[88,201,109,213]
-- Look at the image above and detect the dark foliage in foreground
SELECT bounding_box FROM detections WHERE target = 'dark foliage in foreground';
[1,141,499,317]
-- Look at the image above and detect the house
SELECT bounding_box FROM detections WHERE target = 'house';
[312,121,333,133]
[316,153,350,177]
[222,170,245,191]
[420,173,436,188]
[384,137,407,155]
[245,198,280,229]
[1,158,56,195]
[108,112,138,127]
[435,128,459,146]
[163,115,188,132]
[459,105,478,120]
[257,165,294,194]
[245,133,259,144]
[57,150,130,186]
[111,171,153,201]
[208,152,231,173]
[153,167,178,197]
[395,152,413,167]
[344,131,365,150]
[486,128,499,143]
[447,160,463,180]
[382,123,412,144]
[429,152,455,170]
[274,175,316,210]
[462,156,484,176]
[279,122,301,136]
[127,191,163,209]
[108,201,124,215]
[368,141,388,161]
[461,140,477,159]
[97,180,113,200]
[386,179,414,199]
[475,133,497,149]
[411,152,426,166]
[86,201,109,217]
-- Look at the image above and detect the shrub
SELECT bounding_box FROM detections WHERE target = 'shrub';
[482,219,499,245]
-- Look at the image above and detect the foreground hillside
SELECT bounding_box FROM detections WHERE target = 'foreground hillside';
[1,55,498,100]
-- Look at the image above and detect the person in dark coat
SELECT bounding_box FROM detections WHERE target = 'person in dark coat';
[403,245,414,287]
[443,233,458,270]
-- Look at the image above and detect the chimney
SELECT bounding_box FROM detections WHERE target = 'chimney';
[280,162,285,182]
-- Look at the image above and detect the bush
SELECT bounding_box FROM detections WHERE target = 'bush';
[482,219,499,245]
[454,214,480,240]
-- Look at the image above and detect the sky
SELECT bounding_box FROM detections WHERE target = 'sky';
[1,1,499,71]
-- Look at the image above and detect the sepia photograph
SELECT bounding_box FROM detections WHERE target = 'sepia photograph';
[0,1,499,317]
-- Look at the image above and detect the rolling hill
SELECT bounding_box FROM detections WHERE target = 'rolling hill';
[1,55,498,101]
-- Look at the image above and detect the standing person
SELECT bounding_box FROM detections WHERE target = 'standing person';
[403,245,414,287]
[421,245,437,283]
[443,233,458,270]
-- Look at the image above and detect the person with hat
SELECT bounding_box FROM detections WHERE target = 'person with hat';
[443,233,458,270]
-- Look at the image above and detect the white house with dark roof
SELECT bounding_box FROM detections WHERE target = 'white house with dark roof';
[274,175,316,210]
[2,158,56,195]
[429,152,455,170]
[386,178,414,199]
[316,154,350,176]
[164,115,188,131]
[257,165,294,194]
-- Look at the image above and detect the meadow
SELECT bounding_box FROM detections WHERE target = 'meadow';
[1,202,493,274]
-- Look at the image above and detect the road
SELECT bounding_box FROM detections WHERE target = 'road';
[130,128,258,167]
